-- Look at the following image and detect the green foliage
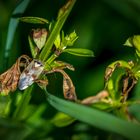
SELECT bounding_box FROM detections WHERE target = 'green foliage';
[1,0,140,140]
[64,48,94,57]
[39,0,77,61]
[124,35,140,57]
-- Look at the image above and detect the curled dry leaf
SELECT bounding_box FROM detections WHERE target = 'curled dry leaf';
[51,61,75,71]
[104,67,114,81]
[121,77,137,102]
[44,61,77,101]
[0,55,31,95]
[62,70,77,101]
[45,68,77,101]
[81,90,109,105]
[36,79,49,89]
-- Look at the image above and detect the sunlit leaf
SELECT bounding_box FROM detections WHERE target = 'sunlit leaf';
[124,35,140,57]
[64,48,94,57]
[124,37,133,47]
[91,102,112,111]
[63,31,78,47]
[28,35,37,58]
[54,34,61,48]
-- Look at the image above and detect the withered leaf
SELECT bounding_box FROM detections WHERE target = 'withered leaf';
[32,28,48,50]
[44,64,77,101]
[0,55,31,95]
[56,69,77,101]
[81,90,109,105]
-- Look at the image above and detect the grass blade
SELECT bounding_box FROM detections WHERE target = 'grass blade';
[45,91,140,140]
[13,86,33,120]
[4,0,30,64]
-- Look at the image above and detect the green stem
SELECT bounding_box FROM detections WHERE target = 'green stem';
[47,54,58,64]
[13,86,33,120]
[39,0,76,61]
[44,53,58,69]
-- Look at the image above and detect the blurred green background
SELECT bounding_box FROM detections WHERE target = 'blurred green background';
[0,0,140,139]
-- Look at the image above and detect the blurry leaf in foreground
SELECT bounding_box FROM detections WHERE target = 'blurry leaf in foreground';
[0,117,30,140]
[0,95,11,117]
[51,112,75,127]
[45,90,140,140]
[64,48,94,57]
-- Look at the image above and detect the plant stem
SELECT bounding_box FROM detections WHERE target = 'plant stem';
[39,0,76,61]
[13,86,33,120]
[44,53,58,69]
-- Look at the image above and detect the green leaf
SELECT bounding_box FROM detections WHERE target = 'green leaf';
[51,112,75,127]
[63,31,78,47]
[28,35,36,58]
[45,91,140,140]
[124,35,140,57]
[124,37,133,47]
[132,35,140,52]
[4,0,30,62]
[54,34,61,49]
[20,17,49,24]
[91,102,112,111]
[64,48,94,57]
[104,60,132,81]
[13,86,33,120]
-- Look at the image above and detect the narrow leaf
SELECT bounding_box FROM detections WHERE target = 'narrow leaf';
[20,17,49,24]
[64,48,94,57]
[28,35,37,58]
[4,0,30,60]
[13,86,33,120]
[45,91,140,140]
